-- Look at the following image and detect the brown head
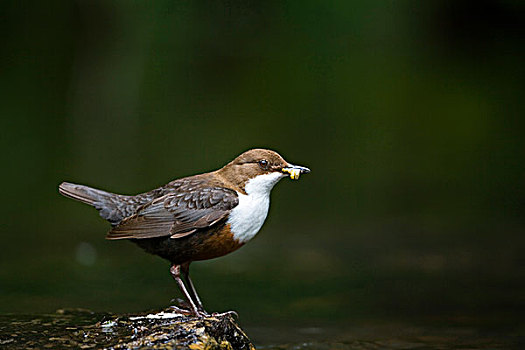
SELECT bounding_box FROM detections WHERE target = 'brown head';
[216,149,310,194]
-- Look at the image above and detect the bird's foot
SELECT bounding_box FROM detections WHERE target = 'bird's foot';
[211,310,239,319]
[167,305,194,316]
[169,299,209,318]
[167,305,237,319]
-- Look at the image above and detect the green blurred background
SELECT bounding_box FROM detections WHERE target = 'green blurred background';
[1,0,524,332]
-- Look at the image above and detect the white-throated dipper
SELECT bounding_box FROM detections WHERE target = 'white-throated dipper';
[59,148,310,316]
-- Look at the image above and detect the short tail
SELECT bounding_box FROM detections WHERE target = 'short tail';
[58,182,127,224]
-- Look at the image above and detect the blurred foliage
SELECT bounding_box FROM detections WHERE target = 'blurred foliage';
[1,0,524,327]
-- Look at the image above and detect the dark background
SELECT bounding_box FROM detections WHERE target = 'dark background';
[1,0,524,331]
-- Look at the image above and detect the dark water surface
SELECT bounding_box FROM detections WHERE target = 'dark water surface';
[0,309,522,349]
[250,324,524,349]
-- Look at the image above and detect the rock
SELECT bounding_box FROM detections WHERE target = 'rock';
[0,308,255,350]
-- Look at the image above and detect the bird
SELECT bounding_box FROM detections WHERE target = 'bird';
[58,148,310,316]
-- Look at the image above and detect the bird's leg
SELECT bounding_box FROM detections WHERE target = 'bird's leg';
[180,264,238,319]
[180,262,206,313]
[169,264,201,316]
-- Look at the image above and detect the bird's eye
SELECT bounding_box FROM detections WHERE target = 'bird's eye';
[258,159,269,169]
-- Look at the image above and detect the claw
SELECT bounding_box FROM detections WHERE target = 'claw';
[167,305,211,318]
[167,305,194,316]
[211,310,239,319]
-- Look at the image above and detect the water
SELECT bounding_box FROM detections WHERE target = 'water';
[251,325,523,349]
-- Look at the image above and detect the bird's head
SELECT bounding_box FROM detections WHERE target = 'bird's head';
[218,148,310,195]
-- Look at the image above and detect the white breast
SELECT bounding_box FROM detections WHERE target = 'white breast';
[227,172,285,243]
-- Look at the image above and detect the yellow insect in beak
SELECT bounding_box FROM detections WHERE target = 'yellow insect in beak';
[281,164,310,180]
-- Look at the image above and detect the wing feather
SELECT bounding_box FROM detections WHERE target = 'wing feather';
[106,185,238,240]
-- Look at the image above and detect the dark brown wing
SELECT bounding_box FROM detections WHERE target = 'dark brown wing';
[106,186,239,240]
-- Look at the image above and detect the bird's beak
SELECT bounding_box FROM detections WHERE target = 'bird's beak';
[281,164,311,180]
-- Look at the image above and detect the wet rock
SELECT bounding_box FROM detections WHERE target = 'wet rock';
[0,308,255,350]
